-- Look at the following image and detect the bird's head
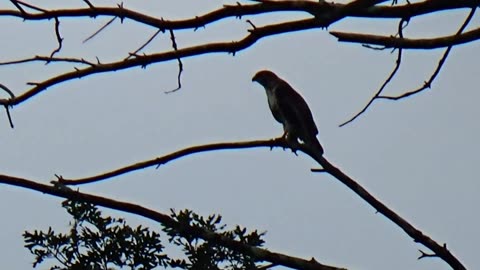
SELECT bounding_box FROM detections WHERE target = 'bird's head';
[252,70,279,89]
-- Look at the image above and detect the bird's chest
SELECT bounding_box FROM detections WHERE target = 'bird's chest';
[265,86,283,123]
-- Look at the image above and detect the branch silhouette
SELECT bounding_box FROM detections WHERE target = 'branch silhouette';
[378,6,477,100]
[4,0,476,26]
[339,18,406,127]
[304,149,466,270]
[0,173,344,270]
[57,136,465,270]
[59,138,287,185]
[1,0,478,109]
[0,1,473,269]
[330,26,480,49]
[336,5,477,126]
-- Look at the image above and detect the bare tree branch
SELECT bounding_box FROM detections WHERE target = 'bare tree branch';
[1,0,477,30]
[14,0,47,12]
[0,0,477,108]
[339,18,407,127]
[0,83,15,128]
[3,105,14,128]
[83,16,117,43]
[378,6,477,100]
[0,1,474,269]
[59,138,286,185]
[336,5,477,126]
[0,173,344,270]
[125,28,163,60]
[330,26,480,49]
[49,17,63,57]
[0,55,96,66]
[418,249,439,260]
[165,29,184,93]
[55,134,467,270]
[0,18,324,106]
[301,148,467,270]
[82,0,94,9]
[0,0,392,107]
[0,83,15,99]
[9,0,26,14]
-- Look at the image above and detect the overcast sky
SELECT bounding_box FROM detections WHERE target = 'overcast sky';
[0,1,478,270]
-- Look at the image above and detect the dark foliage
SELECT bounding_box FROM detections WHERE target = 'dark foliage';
[23,200,265,270]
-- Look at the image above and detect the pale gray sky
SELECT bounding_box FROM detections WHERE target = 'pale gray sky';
[0,1,478,270]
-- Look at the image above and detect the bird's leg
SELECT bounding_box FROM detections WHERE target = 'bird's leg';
[281,126,288,140]
[278,128,289,150]
[285,133,301,155]
[280,127,300,155]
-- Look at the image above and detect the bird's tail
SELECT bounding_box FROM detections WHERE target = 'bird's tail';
[306,136,324,157]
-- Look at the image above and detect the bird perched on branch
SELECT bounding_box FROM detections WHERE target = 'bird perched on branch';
[252,70,324,156]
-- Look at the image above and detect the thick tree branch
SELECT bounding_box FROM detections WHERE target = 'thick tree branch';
[1,17,326,106]
[0,0,388,107]
[1,0,477,29]
[330,26,480,49]
[302,147,467,270]
[0,0,476,108]
[0,2,473,269]
[0,174,344,270]
[58,135,466,269]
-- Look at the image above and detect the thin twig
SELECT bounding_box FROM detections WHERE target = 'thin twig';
[0,83,15,128]
[379,6,477,100]
[0,56,95,66]
[4,105,14,128]
[339,18,407,127]
[0,83,15,99]
[50,17,63,58]
[418,249,438,260]
[125,29,162,60]
[58,138,287,185]
[14,0,47,12]
[9,0,26,14]
[83,16,117,43]
[165,29,184,94]
[83,0,94,9]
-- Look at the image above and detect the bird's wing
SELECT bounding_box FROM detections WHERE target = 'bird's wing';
[275,80,318,136]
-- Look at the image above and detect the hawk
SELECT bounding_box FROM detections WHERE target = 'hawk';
[252,70,324,156]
